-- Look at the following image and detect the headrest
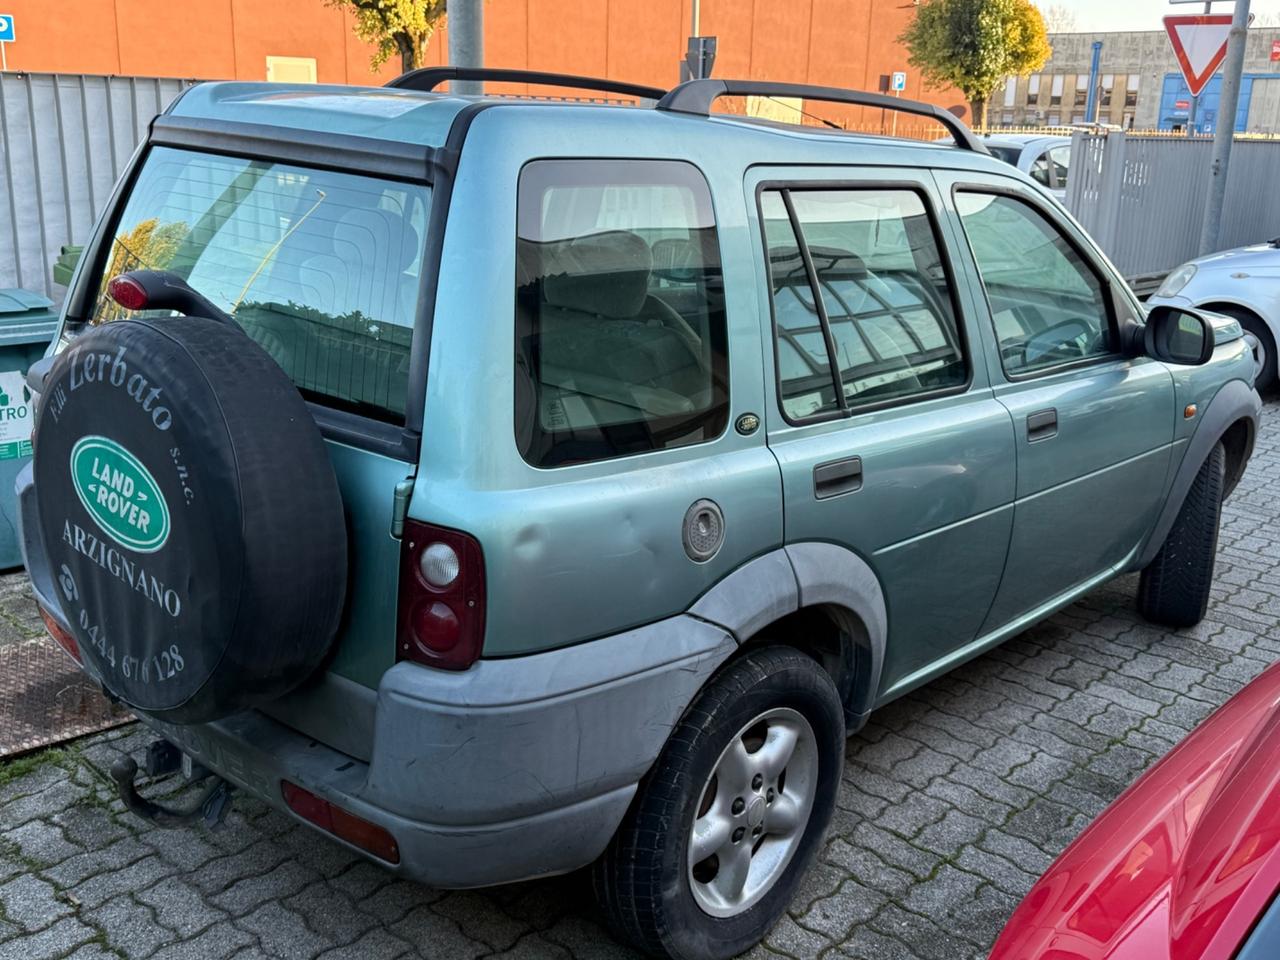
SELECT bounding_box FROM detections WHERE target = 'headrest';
[541,231,652,319]
[332,207,420,272]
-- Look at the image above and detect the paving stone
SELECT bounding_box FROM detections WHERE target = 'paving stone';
[0,873,71,930]
[767,913,835,959]
[0,916,95,960]
[284,881,379,945]
[146,920,256,960]
[68,854,173,910]
[388,904,491,958]
[794,879,886,940]
[432,893,530,952]
[45,836,156,889]
[1,818,84,868]
[901,864,982,918]
[135,877,229,938]
[87,895,177,960]
[823,840,914,898]
[914,809,988,858]
[210,861,315,916]
[236,902,330,960]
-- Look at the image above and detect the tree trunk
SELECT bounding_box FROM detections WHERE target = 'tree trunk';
[969,98,986,130]
[396,32,421,73]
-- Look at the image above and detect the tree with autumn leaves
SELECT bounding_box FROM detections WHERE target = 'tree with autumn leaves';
[900,0,1051,128]
[327,0,449,74]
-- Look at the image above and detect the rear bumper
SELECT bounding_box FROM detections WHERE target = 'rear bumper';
[17,461,735,887]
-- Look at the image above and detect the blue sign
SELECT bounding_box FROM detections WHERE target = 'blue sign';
[0,15,13,43]
[891,72,907,92]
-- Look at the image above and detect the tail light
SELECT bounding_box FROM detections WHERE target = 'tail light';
[281,781,400,863]
[396,520,485,670]
[39,606,81,663]
[107,274,149,311]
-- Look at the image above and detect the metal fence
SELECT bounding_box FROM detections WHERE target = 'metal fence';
[0,72,196,299]
[1065,130,1280,279]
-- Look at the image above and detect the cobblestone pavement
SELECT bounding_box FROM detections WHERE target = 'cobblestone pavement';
[1,400,1277,960]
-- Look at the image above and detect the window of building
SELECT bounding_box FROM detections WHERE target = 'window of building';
[1003,77,1017,109]
[1123,112,1136,129]
[1001,112,1015,125]
[1074,75,1088,107]
[1126,75,1140,107]
[956,193,1114,376]
[759,188,967,422]
[1048,113,1062,127]
[1050,74,1064,106]
[265,56,318,84]
[1101,74,1114,107]
[1072,114,1085,124]
[514,160,728,467]
[1027,74,1042,104]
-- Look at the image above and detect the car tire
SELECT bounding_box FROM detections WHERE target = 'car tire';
[1214,306,1276,392]
[1138,442,1225,628]
[592,646,844,960]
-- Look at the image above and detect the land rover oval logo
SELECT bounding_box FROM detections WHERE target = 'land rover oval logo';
[70,436,170,553]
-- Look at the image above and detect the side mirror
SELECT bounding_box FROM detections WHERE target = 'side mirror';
[1144,305,1214,365]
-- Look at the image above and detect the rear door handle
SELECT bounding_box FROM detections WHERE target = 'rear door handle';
[1027,408,1058,442]
[814,456,862,499]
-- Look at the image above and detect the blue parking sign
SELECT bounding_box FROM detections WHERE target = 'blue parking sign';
[891,72,907,92]
[0,15,13,43]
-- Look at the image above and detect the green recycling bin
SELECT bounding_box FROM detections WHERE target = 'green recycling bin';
[0,289,60,570]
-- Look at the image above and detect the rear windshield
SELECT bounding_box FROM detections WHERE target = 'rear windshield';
[85,146,431,423]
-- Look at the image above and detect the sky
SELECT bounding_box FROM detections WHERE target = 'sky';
[1048,0,1280,32]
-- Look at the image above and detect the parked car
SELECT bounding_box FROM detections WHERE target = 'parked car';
[1148,240,1280,391]
[944,133,1074,199]
[18,71,1260,959]
[989,659,1280,960]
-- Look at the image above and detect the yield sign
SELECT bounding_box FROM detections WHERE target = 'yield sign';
[1163,15,1237,97]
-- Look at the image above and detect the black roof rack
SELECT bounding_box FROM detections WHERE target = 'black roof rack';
[387,67,665,102]
[656,79,990,155]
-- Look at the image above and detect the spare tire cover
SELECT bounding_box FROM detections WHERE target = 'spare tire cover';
[32,317,348,724]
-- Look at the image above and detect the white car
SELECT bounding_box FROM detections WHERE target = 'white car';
[979,134,1074,200]
[1148,242,1279,391]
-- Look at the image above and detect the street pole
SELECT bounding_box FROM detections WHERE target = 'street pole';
[692,0,701,37]
[1199,0,1250,255]
[448,0,484,96]
[1188,0,1214,135]
[1085,41,1103,124]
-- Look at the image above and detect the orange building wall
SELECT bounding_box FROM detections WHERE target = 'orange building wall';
[0,0,964,117]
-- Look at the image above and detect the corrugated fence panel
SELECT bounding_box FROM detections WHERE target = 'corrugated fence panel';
[1066,132,1280,279]
[0,72,196,299]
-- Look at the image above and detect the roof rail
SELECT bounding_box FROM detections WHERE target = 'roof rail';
[387,67,665,102]
[656,79,990,155]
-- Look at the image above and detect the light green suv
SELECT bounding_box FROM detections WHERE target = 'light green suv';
[18,69,1260,959]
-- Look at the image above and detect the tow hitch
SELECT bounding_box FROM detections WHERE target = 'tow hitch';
[109,741,234,829]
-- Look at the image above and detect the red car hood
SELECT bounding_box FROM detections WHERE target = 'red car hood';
[990,660,1280,960]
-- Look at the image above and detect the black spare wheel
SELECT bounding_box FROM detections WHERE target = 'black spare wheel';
[32,317,348,724]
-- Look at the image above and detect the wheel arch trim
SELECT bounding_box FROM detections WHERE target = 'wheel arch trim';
[1135,378,1261,570]
[689,543,888,730]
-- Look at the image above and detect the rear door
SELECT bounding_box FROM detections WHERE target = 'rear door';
[934,170,1174,630]
[746,166,1016,699]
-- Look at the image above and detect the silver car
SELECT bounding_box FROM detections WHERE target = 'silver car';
[1148,240,1280,390]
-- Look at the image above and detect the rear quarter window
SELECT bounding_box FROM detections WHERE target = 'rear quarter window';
[514,159,729,468]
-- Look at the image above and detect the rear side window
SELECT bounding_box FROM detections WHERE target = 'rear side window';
[88,146,429,423]
[515,160,728,468]
[759,187,967,422]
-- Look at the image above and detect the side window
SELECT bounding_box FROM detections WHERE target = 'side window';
[1049,146,1071,191]
[956,191,1114,376]
[515,160,728,468]
[760,187,967,422]
[1029,152,1053,188]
